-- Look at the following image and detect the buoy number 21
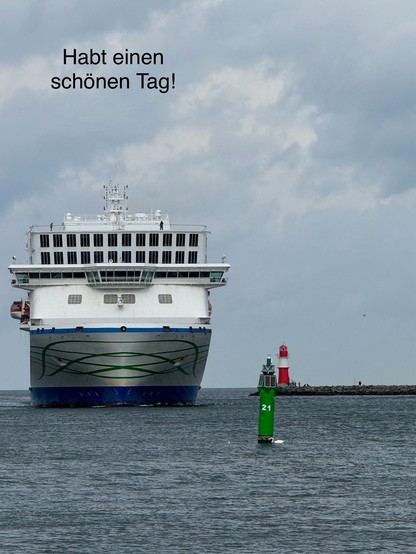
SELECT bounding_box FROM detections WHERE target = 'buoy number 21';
[261,404,272,411]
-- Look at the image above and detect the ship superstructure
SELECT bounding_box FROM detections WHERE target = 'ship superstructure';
[9,184,229,407]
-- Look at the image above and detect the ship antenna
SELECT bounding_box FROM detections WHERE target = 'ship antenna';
[104,182,128,228]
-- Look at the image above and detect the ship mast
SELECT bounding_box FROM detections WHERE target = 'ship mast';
[103,183,128,228]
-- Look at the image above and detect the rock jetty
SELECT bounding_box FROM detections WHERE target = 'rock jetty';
[251,385,416,396]
[278,385,416,395]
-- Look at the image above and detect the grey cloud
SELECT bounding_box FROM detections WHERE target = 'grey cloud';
[1,0,415,388]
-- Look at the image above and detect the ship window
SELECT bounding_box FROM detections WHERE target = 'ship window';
[68,294,82,304]
[176,233,185,247]
[67,234,76,247]
[100,272,111,283]
[210,271,224,283]
[108,234,118,247]
[149,233,159,247]
[122,233,131,247]
[175,251,184,264]
[136,251,145,263]
[40,234,50,248]
[108,251,117,263]
[158,294,173,304]
[80,234,90,247]
[122,251,131,263]
[41,252,50,264]
[149,251,159,263]
[144,270,154,282]
[115,271,127,280]
[121,294,135,304]
[67,252,77,264]
[81,252,91,264]
[53,234,63,248]
[136,233,146,247]
[86,271,99,284]
[94,234,103,247]
[16,273,29,284]
[54,252,64,264]
[100,271,135,283]
[104,294,118,304]
[189,233,199,247]
[163,233,172,247]
[162,251,172,264]
[188,251,198,264]
[94,251,104,263]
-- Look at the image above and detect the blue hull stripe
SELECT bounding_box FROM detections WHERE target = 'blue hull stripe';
[30,385,201,407]
[31,327,211,335]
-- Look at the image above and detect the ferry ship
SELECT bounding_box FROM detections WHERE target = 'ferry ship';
[8,184,229,407]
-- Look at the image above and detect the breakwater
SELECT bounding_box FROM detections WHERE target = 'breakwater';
[251,385,416,396]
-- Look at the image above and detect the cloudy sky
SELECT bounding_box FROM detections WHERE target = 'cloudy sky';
[1,0,415,389]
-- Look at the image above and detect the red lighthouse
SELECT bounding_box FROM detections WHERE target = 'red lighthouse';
[277,344,290,385]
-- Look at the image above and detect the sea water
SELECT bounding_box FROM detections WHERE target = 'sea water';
[0,389,414,553]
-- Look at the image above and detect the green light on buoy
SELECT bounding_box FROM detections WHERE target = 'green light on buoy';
[257,355,277,444]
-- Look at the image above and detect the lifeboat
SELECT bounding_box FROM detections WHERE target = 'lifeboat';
[10,300,22,319]
[10,300,30,322]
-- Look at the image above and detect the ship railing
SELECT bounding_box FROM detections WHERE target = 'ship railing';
[27,221,208,232]
[29,317,212,327]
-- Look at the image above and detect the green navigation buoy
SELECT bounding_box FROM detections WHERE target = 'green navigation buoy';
[257,355,277,444]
